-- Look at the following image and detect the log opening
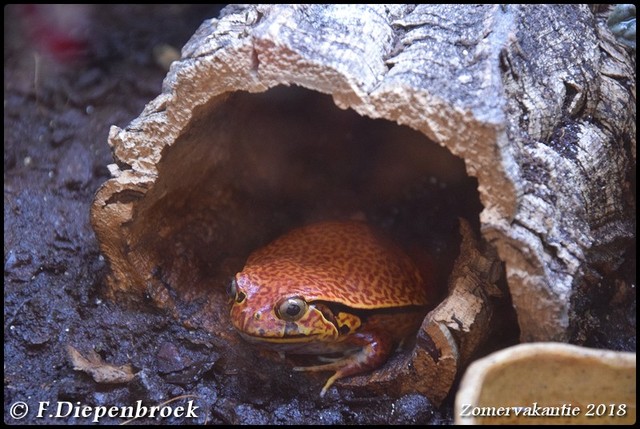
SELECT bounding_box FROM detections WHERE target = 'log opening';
[126,86,483,319]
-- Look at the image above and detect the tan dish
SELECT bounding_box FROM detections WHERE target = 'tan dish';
[455,342,636,425]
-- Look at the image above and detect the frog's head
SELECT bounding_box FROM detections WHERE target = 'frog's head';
[227,271,346,350]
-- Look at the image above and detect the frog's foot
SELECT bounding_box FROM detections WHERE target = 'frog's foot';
[293,359,356,397]
[294,331,393,397]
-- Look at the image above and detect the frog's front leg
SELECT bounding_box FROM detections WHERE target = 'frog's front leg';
[294,330,393,397]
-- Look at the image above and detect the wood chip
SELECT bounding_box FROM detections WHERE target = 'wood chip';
[67,345,135,384]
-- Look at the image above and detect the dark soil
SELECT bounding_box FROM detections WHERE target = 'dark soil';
[4,4,634,425]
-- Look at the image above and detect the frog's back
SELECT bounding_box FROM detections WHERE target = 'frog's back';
[243,221,430,309]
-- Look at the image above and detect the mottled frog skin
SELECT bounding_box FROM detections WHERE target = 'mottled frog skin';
[228,220,431,396]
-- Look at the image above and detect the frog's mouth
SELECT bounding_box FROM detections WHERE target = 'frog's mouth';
[238,331,356,355]
[238,331,321,344]
[238,331,335,354]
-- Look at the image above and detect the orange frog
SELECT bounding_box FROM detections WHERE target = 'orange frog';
[227,220,431,396]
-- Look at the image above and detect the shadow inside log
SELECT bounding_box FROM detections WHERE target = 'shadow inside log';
[100,86,516,402]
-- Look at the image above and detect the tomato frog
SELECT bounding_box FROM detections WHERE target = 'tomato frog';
[227,220,431,397]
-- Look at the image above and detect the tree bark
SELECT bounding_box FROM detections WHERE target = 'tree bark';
[91,4,635,400]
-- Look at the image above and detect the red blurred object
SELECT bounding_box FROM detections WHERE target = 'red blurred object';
[17,4,91,64]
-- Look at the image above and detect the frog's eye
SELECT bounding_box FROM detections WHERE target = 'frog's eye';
[276,297,308,321]
[226,278,245,303]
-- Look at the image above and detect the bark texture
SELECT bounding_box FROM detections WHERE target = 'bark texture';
[91,4,635,400]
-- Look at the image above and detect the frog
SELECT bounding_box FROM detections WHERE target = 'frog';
[227,220,432,397]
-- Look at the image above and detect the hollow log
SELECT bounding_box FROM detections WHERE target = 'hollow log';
[91,4,635,400]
